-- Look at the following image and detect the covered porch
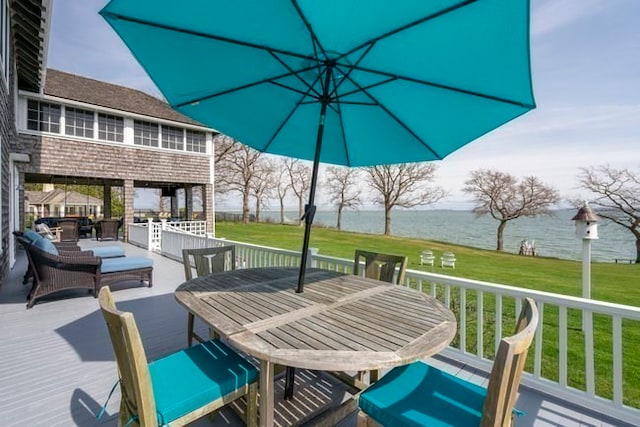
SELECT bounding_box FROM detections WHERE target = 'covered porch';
[0,238,635,426]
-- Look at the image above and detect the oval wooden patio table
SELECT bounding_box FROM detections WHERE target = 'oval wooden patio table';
[175,267,457,427]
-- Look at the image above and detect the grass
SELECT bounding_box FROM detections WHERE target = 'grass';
[215,221,640,408]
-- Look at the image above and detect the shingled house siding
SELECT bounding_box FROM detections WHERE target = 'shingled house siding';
[0,66,15,285]
[15,135,211,184]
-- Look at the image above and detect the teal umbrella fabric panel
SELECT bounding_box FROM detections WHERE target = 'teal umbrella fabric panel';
[101,0,535,166]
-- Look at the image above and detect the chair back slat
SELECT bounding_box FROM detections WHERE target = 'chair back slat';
[99,287,157,426]
[481,298,539,427]
[353,250,408,284]
[182,246,236,280]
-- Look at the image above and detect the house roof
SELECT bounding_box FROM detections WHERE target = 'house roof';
[26,189,101,206]
[12,0,51,92]
[44,69,206,127]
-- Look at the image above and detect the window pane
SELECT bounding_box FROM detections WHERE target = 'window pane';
[27,100,61,133]
[65,107,94,138]
[161,125,184,150]
[98,113,124,142]
[134,120,159,147]
[186,130,206,153]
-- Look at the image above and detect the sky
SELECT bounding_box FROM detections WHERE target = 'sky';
[47,0,640,210]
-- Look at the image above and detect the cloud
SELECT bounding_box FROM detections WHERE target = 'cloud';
[531,0,607,38]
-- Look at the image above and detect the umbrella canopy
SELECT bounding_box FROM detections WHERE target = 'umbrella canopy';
[101,0,535,291]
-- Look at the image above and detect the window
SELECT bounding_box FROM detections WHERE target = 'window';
[27,100,61,133]
[186,130,207,153]
[161,125,184,150]
[65,107,94,138]
[134,120,159,147]
[98,113,124,142]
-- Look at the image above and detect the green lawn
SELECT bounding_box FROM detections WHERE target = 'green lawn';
[215,221,640,407]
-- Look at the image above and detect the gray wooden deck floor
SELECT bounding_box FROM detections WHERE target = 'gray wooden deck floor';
[0,240,632,427]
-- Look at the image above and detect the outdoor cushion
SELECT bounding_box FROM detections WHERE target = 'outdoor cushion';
[91,246,126,258]
[23,230,43,243]
[148,339,258,424]
[33,237,59,256]
[359,361,487,427]
[100,257,153,274]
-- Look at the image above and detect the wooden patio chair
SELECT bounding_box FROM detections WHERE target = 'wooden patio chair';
[182,246,236,346]
[98,286,258,427]
[353,249,408,285]
[358,298,539,427]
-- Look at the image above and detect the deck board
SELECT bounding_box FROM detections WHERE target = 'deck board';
[0,240,633,427]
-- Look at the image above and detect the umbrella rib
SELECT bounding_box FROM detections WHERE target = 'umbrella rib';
[101,11,313,61]
[341,74,442,159]
[269,51,322,99]
[340,0,480,60]
[343,64,535,108]
[290,0,329,59]
[174,65,320,108]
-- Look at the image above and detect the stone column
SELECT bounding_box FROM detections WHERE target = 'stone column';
[123,179,135,242]
[185,184,193,220]
[203,184,214,235]
[103,185,112,219]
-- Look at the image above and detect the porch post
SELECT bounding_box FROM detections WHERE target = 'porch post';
[123,180,135,242]
[103,185,112,219]
[203,184,214,235]
[185,184,193,220]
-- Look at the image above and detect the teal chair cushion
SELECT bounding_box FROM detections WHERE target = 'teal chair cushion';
[100,257,153,273]
[91,246,126,258]
[359,361,486,427]
[149,339,258,424]
[33,237,59,255]
[23,230,43,243]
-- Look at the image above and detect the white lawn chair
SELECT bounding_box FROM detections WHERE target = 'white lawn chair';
[441,252,456,268]
[420,250,435,267]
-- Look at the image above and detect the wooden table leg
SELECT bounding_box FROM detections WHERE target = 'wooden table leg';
[259,359,274,427]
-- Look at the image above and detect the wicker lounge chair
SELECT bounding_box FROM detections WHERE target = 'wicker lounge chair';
[23,237,153,309]
[95,218,120,241]
[57,218,80,242]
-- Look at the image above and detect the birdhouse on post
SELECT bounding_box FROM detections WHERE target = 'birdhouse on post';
[572,202,599,240]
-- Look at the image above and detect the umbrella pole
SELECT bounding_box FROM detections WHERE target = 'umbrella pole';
[284,66,333,401]
[296,65,333,294]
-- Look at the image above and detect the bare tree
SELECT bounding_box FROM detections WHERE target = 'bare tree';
[463,169,560,251]
[366,163,446,235]
[274,158,292,224]
[251,158,276,222]
[324,166,362,230]
[285,159,311,225]
[577,165,640,263]
[215,143,262,223]
[213,135,245,195]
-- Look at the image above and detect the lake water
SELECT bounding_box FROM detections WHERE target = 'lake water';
[259,209,635,262]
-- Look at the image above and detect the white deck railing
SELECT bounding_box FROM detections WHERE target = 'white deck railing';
[133,225,640,424]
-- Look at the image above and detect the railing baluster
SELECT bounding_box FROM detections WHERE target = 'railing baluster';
[559,305,568,387]
[613,315,623,406]
[477,291,483,359]
[534,301,544,378]
[495,294,502,354]
[460,287,466,353]
[584,310,595,396]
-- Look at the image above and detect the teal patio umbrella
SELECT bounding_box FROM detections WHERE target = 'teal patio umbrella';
[101,0,535,396]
